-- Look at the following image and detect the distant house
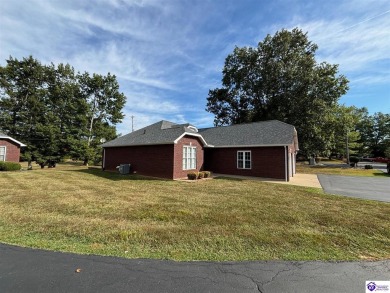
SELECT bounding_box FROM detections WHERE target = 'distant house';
[101,120,299,181]
[0,133,26,163]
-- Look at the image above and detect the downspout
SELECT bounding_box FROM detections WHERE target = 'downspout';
[284,146,288,182]
[102,148,105,171]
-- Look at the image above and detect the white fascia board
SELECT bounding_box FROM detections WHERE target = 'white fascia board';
[0,136,27,147]
[174,132,209,146]
[206,144,290,148]
[102,142,174,148]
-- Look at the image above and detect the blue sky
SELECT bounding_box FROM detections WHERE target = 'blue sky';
[1,0,389,135]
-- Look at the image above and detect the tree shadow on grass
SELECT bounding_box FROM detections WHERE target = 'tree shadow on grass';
[373,172,390,177]
[311,164,351,169]
[66,167,170,182]
[213,176,244,181]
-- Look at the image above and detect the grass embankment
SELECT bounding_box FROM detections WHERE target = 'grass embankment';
[0,163,389,261]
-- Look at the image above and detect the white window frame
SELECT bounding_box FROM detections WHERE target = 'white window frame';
[0,146,6,162]
[183,146,196,170]
[237,150,251,169]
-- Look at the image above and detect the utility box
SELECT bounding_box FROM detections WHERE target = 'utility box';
[118,164,131,174]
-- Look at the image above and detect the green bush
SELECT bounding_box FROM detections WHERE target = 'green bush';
[349,157,359,164]
[197,172,204,179]
[187,172,198,180]
[364,165,373,169]
[0,161,22,171]
[203,171,211,178]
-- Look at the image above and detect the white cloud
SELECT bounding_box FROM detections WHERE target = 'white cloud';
[299,13,390,74]
[2,0,388,130]
[264,3,390,86]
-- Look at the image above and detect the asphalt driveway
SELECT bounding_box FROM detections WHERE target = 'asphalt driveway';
[318,174,390,202]
[1,243,389,293]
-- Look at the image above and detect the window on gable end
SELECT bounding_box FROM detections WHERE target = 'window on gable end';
[183,146,196,170]
[0,146,5,161]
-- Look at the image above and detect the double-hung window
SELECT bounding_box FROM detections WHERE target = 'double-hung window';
[183,146,196,170]
[237,151,251,169]
[0,146,5,161]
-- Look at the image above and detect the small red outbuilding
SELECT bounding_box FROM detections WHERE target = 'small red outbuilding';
[0,132,26,163]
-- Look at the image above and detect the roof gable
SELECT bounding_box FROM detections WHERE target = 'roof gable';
[0,133,27,147]
[102,120,298,149]
[101,120,204,148]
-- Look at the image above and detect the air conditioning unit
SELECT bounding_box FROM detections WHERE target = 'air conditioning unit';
[118,164,131,174]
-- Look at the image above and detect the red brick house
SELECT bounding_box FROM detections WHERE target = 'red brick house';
[0,133,26,163]
[102,120,299,181]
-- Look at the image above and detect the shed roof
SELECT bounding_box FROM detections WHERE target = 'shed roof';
[0,132,27,147]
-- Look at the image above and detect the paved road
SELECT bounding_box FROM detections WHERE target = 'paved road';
[1,243,389,293]
[356,162,388,172]
[318,175,390,202]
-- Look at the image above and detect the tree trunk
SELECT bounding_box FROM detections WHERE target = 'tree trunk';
[345,130,350,164]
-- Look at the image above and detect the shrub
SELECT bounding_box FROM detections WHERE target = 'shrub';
[349,156,359,164]
[197,172,204,179]
[364,165,373,169]
[0,161,22,171]
[187,172,197,180]
[203,171,211,178]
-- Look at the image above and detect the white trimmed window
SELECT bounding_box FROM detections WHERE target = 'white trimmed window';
[237,151,251,169]
[0,146,5,161]
[183,146,196,170]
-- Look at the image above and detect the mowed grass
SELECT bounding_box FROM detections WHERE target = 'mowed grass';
[0,163,389,261]
[297,162,389,177]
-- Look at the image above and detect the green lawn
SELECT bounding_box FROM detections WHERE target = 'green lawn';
[0,163,389,261]
[297,162,389,177]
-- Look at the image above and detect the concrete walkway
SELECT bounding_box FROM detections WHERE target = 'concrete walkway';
[213,173,322,188]
[1,243,389,293]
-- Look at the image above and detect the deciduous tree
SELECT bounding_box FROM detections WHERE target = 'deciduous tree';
[206,28,349,157]
[78,72,126,165]
[0,56,126,167]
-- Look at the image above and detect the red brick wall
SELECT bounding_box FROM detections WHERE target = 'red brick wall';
[173,136,204,179]
[0,139,21,162]
[103,144,174,179]
[103,141,294,180]
[204,146,286,180]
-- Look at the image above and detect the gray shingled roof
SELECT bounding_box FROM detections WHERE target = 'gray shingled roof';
[102,120,298,149]
[101,120,201,147]
[199,120,297,147]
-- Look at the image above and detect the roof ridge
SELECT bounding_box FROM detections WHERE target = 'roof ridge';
[199,120,292,131]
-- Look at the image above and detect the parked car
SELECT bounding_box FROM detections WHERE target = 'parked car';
[360,156,374,162]
[373,157,390,163]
